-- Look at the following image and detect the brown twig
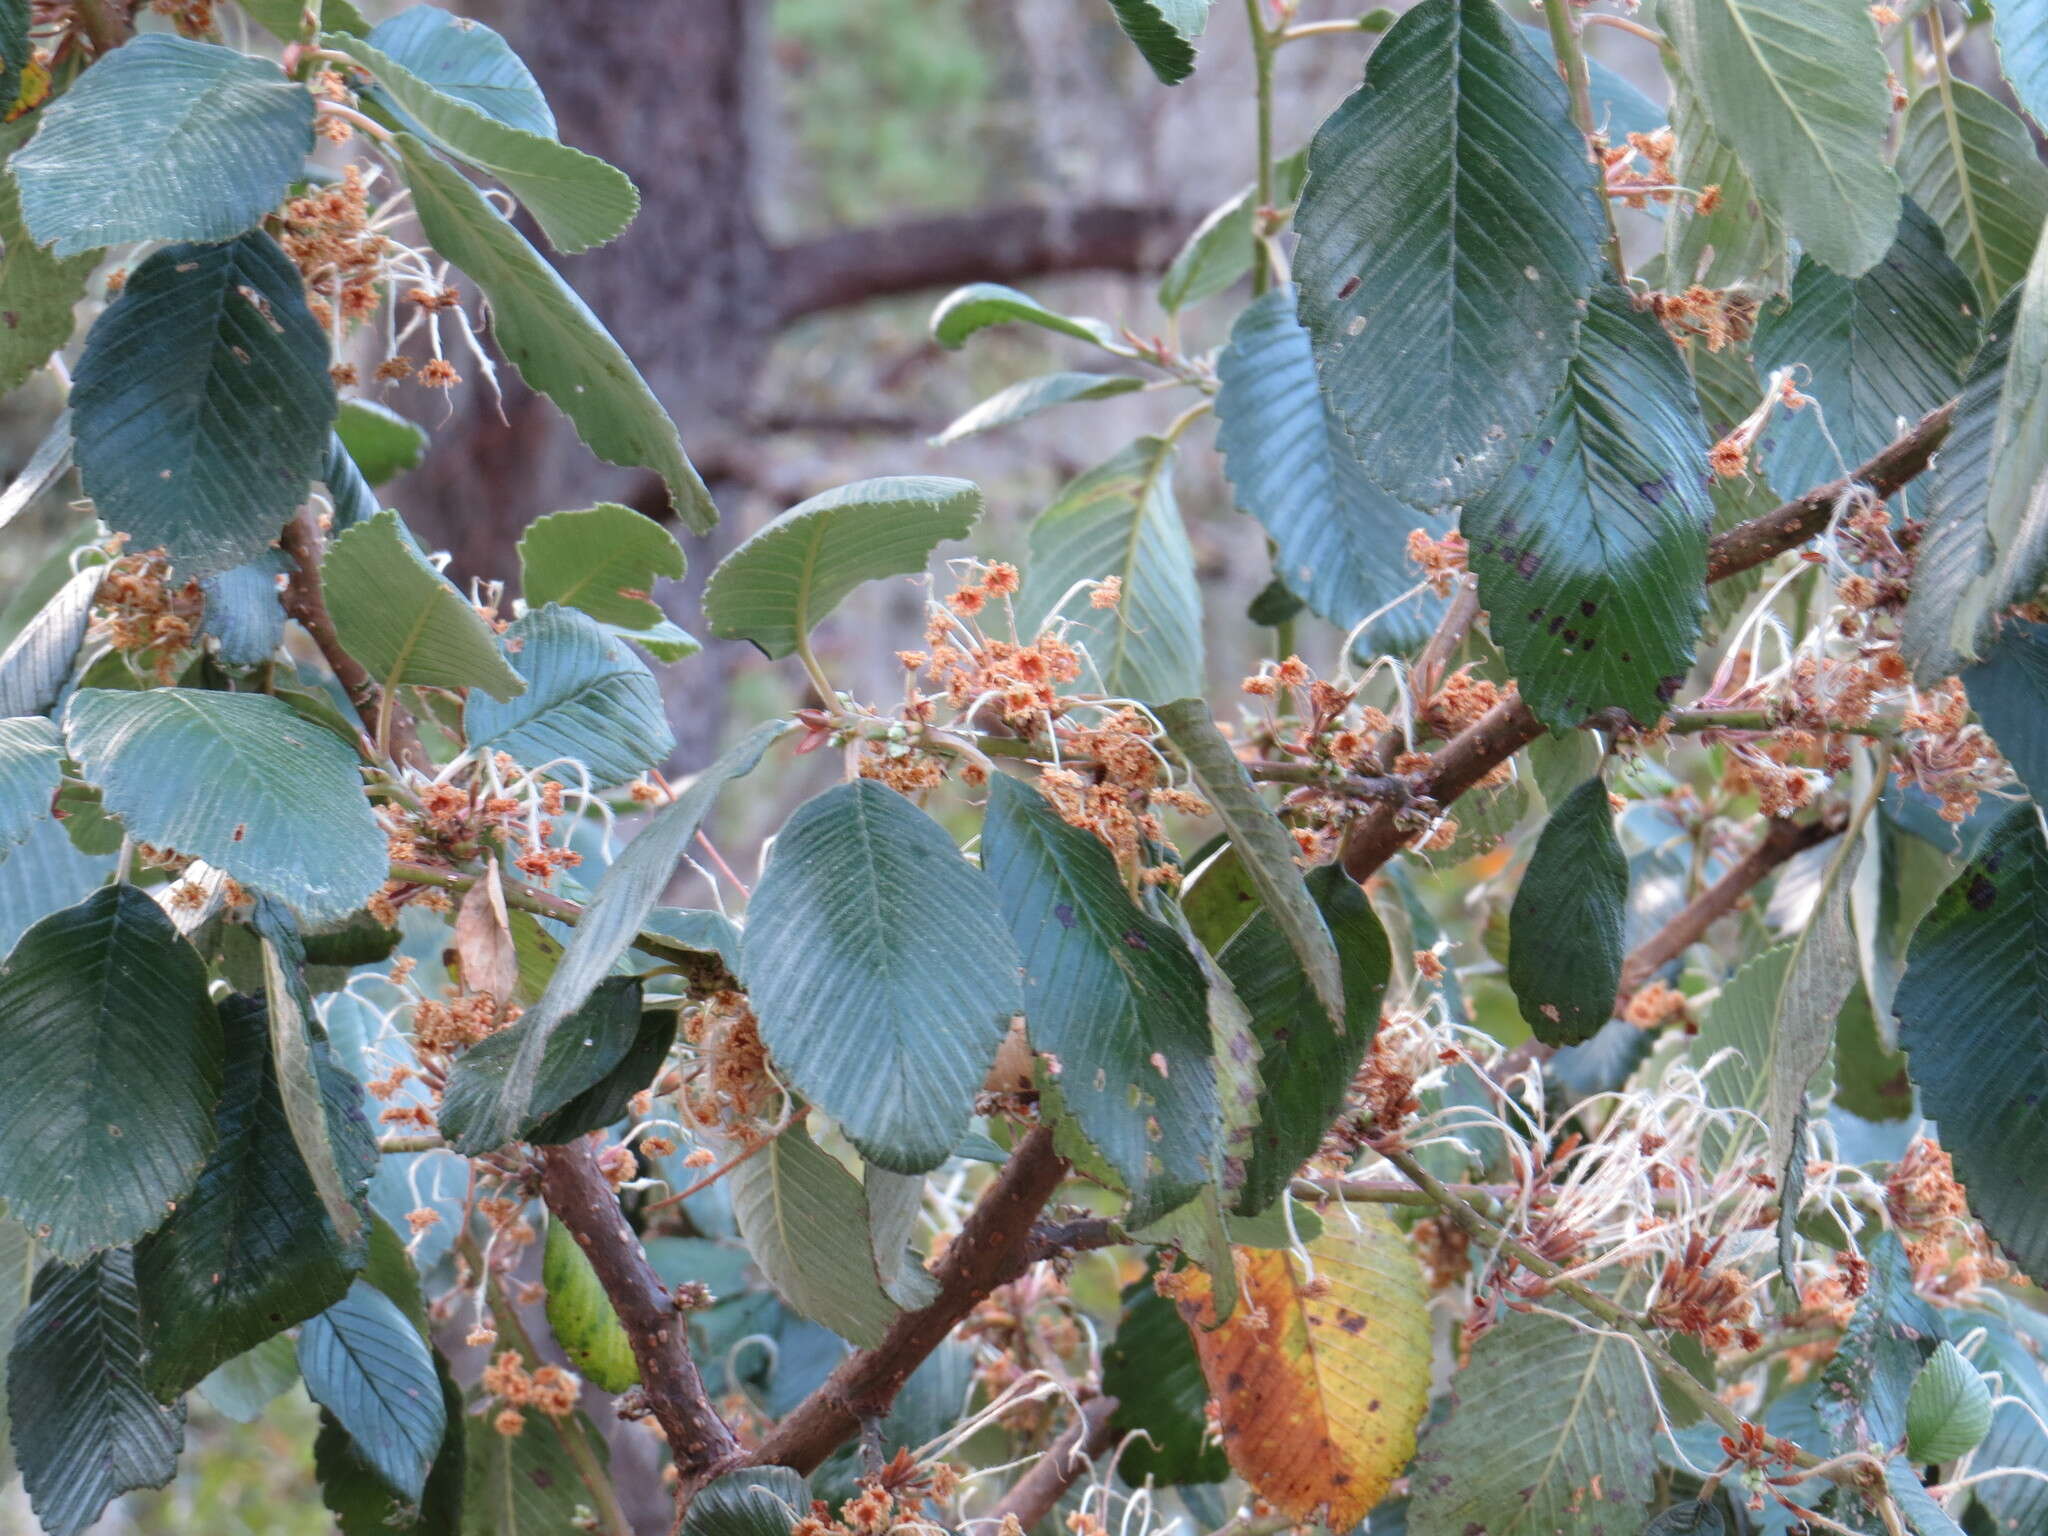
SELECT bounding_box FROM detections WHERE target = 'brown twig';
[537,1139,739,1484]
[738,1127,1069,1477]
[1614,815,1841,1005]
[1340,405,1957,883]
[983,1394,1121,1531]
[280,508,426,769]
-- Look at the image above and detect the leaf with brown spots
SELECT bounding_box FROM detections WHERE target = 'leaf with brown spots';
[1174,1209,1431,1530]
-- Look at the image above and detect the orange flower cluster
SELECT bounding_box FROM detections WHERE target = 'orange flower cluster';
[1887,1136,2017,1296]
[481,1350,581,1437]
[1648,1234,1762,1354]
[1648,284,1759,356]
[279,167,387,346]
[94,548,205,682]
[1405,527,1468,597]
[679,990,779,1144]
[1602,128,1678,208]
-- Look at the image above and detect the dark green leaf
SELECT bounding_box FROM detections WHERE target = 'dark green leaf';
[527,1004,677,1144]
[1103,1273,1228,1484]
[439,977,643,1153]
[1818,1231,1946,1452]
[200,554,289,669]
[1896,806,2048,1281]
[1104,0,1209,84]
[681,1466,812,1536]
[1464,285,1711,730]
[392,133,714,531]
[136,993,361,1399]
[64,687,385,923]
[980,772,1216,1212]
[366,5,554,136]
[704,476,982,660]
[1966,620,2048,804]
[0,886,219,1261]
[1507,776,1626,1044]
[1906,1340,1992,1464]
[1749,201,1977,504]
[1214,287,1444,652]
[13,35,315,255]
[325,509,524,700]
[0,815,111,955]
[1219,863,1390,1214]
[1292,0,1605,507]
[1643,1504,1727,1535]
[335,399,429,486]
[460,1399,605,1535]
[463,603,673,787]
[440,722,785,1151]
[517,502,684,632]
[7,1250,185,1536]
[71,232,335,576]
[298,1279,447,1502]
[315,1351,463,1536]
[744,779,1022,1174]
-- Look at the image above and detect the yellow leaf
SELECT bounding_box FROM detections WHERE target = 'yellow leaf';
[1172,1210,1431,1529]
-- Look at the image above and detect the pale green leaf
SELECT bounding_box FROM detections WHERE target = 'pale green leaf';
[0,159,96,394]
[703,476,982,659]
[0,565,96,719]
[334,399,428,486]
[1157,149,1307,314]
[464,603,673,787]
[518,502,685,631]
[325,508,524,699]
[71,232,336,577]
[1662,0,1901,276]
[542,1216,638,1392]
[1994,0,2048,132]
[0,714,60,862]
[929,283,1119,350]
[930,371,1144,446]
[64,688,385,923]
[197,1334,300,1423]
[1662,66,1787,292]
[298,1280,446,1503]
[1907,1340,1992,1463]
[393,133,715,531]
[744,780,1021,1173]
[0,886,220,1262]
[1464,285,1711,729]
[1017,438,1203,702]
[1898,81,2048,309]
[14,35,315,255]
[1981,220,2048,630]
[1292,0,1606,507]
[330,30,634,253]
[365,5,554,138]
[727,1121,901,1347]
[862,1165,937,1311]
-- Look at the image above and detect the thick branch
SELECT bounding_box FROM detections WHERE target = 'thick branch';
[772,203,1175,324]
[1614,814,1840,1004]
[1341,405,1957,883]
[537,1140,739,1480]
[984,1394,1120,1531]
[741,1127,1069,1475]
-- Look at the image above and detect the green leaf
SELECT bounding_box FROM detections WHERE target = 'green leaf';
[681,1467,813,1536]
[460,1400,606,1536]
[440,722,785,1152]
[135,992,361,1399]
[1662,0,1900,276]
[1819,1232,1945,1452]
[71,232,336,577]
[726,1121,902,1348]
[980,772,1218,1213]
[1979,220,2048,631]
[298,1280,447,1502]
[1019,437,1204,702]
[0,714,60,861]
[329,31,634,254]
[1833,981,1913,1122]
[1907,1340,1992,1464]
[1966,619,2048,804]
[0,159,96,394]
[0,815,111,957]
[1993,0,2048,131]
[518,502,685,632]
[1644,1505,1727,1536]
[703,476,982,660]
[1749,201,1978,504]
[862,1165,936,1310]
[365,4,554,137]
[0,565,97,719]
[64,688,385,923]
[7,1250,185,1536]
[1292,0,1606,508]
[325,509,524,700]
[315,1352,463,1536]
[197,1334,300,1423]
[1464,285,1712,730]
[463,603,673,787]
[201,554,289,669]
[1689,943,1816,1159]
[0,0,25,109]
[1157,698,1344,1029]
[1219,863,1390,1214]
[929,283,1119,350]
[0,886,220,1261]
[1896,805,2048,1281]
[1900,288,2019,681]
[1506,776,1626,1045]
[0,1202,33,1487]
[438,977,644,1153]
[743,779,1022,1174]
[392,133,715,531]
[1406,1301,1657,1536]
[335,399,429,486]
[930,371,1145,446]
[1104,0,1210,84]
[1158,151,1308,316]
[1103,1274,1229,1484]
[1661,66,1787,292]
[542,1215,638,1392]
[13,34,315,256]
[1898,81,2048,309]
[527,1003,677,1145]
[1213,286,1444,652]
